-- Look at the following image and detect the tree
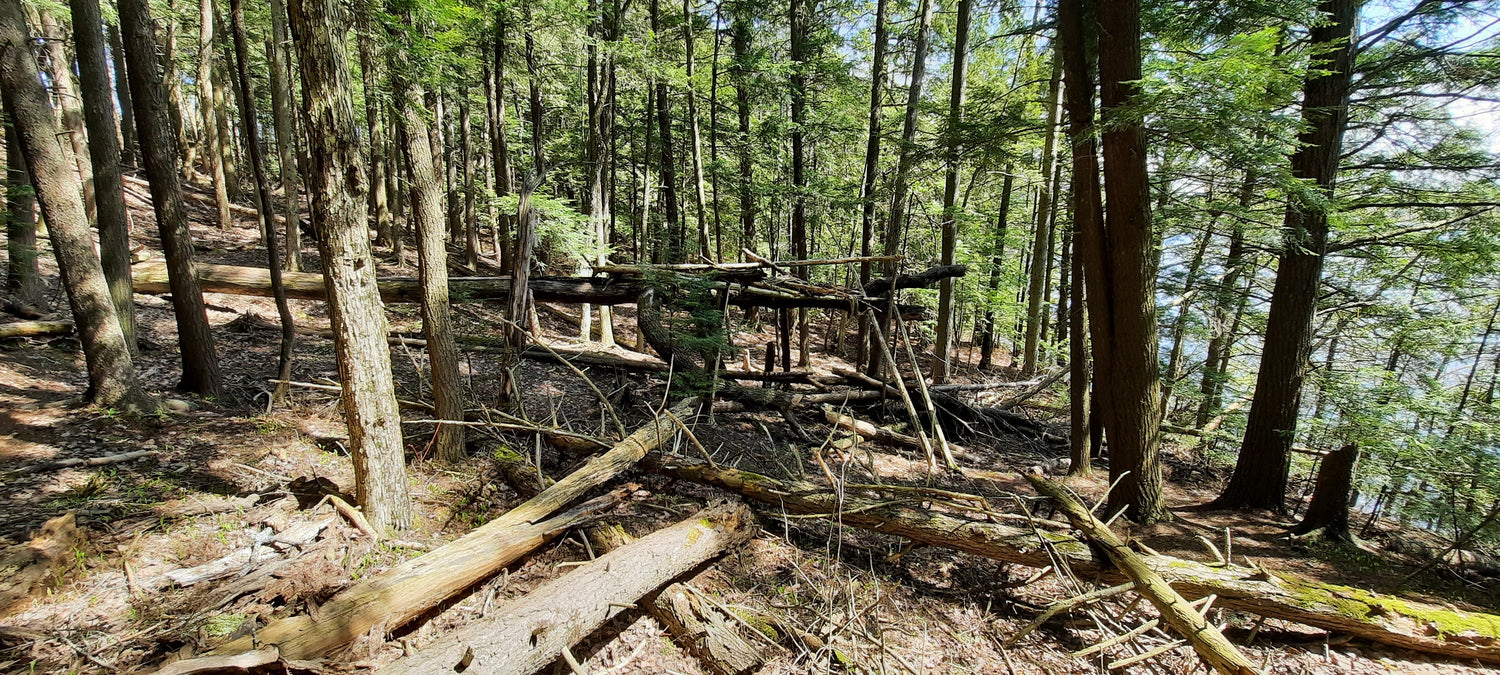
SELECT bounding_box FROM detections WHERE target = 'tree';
[1088,0,1166,523]
[1021,55,1063,376]
[390,13,467,464]
[35,10,94,222]
[1215,0,1357,511]
[4,112,44,309]
[853,0,887,369]
[288,0,413,530]
[268,0,302,270]
[119,0,224,396]
[0,0,148,410]
[933,0,972,383]
[650,0,683,262]
[108,25,138,168]
[68,0,136,352]
[1058,0,1098,477]
[197,0,232,230]
[357,4,394,253]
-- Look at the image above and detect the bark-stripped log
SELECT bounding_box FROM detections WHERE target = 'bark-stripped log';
[0,321,74,339]
[130,261,934,317]
[186,399,700,665]
[643,455,1500,664]
[378,502,758,675]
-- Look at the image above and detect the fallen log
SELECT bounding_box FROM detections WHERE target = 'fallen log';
[132,261,933,317]
[378,502,759,675]
[863,264,968,297]
[0,320,75,339]
[2,449,157,477]
[183,399,699,665]
[1029,475,1259,675]
[643,455,1500,664]
[0,513,82,618]
[822,407,977,462]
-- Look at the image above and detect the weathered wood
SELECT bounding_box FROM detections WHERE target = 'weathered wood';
[822,407,975,462]
[2,449,157,477]
[377,502,759,675]
[130,261,932,316]
[190,399,698,664]
[644,455,1500,664]
[647,579,776,675]
[1028,475,1260,675]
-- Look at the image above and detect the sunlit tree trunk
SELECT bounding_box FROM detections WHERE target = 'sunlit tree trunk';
[289,0,412,530]
[268,0,302,270]
[1022,54,1063,376]
[934,0,972,383]
[36,10,95,223]
[358,7,393,252]
[198,0,232,229]
[108,25,138,169]
[69,0,136,352]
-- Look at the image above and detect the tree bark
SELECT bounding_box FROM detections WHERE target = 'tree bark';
[0,0,147,409]
[1059,0,1097,484]
[1290,443,1360,542]
[730,0,755,266]
[977,172,1013,371]
[227,0,296,402]
[392,56,466,463]
[1217,0,1356,511]
[1021,54,1063,376]
[379,502,757,675]
[461,98,478,269]
[36,10,95,224]
[4,111,44,308]
[854,0,888,369]
[933,0,971,383]
[357,10,393,252]
[490,24,516,269]
[69,0,136,353]
[108,25,137,169]
[685,0,711,261]
[267,0,301,270]
[197,0,232,230]
[1094,0,1166,523]
[651,0,683,262]
[287,0,412,530]
[118,0,224,396]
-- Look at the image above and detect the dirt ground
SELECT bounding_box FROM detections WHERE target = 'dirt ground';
[2,181,1498,674]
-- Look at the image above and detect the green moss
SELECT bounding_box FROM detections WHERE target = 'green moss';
[732,608,780,641]
[492,445,526,462]
[203,613,246,638]
[1281,577,1500,639]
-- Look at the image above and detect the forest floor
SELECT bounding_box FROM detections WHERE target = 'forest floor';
[1,179,1498,674]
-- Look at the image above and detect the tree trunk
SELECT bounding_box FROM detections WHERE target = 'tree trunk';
[0,0,147,409]
[118,0,224,396]
[1159,222,1213,419]
[1092,0,1167,522]
[854,0,888,369]
[392,50,466,464]
[491,25,516,269]
[651,0,683,262]
[267,0,301,270]
[871,0,933,376]
[1021,54,1063,376]
[108,25,138,169]
[357,9,393,252]
[378,502,757,675]
[36,10,95,224]
[1217,0,1355,511]
[933,0,971,383]
[227,0,296,401]
[287,0,412,530]
[685,0,710,261]
[977,171,1013,371]
[70,0,136,353]
[213,34,241,203]
[730,0,755,267]
[197,0,232,229]
[4,109,45,308]
[1058,0,1096,479]
[1291,443,1360,542]
[788,0,810,367]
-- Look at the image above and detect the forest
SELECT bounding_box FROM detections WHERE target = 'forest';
[2,0,1500,670]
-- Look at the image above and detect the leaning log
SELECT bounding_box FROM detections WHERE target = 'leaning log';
[0,320,75,339]
[131,261,933,317]
[378,502,759,675]
[1029,475,1260,675]
[643,455,1500,664]
[184,399,700,665]
[822,407,976,462]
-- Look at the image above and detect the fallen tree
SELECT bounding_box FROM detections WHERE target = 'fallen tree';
[0,320,74,339]
[1029,475,1260,675]
[642,454,1500,664]
[131,261,939,317]
[169,399,700,667]
[378,502,759,675]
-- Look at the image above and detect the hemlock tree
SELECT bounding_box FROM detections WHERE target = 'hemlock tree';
[68,0,136,352]
[288,0,413,531]
[119,0,224,396]
[4,112,45,310]
[1088,0,1167,523]
[0,0,149,410]
[1215,0,1357,511]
